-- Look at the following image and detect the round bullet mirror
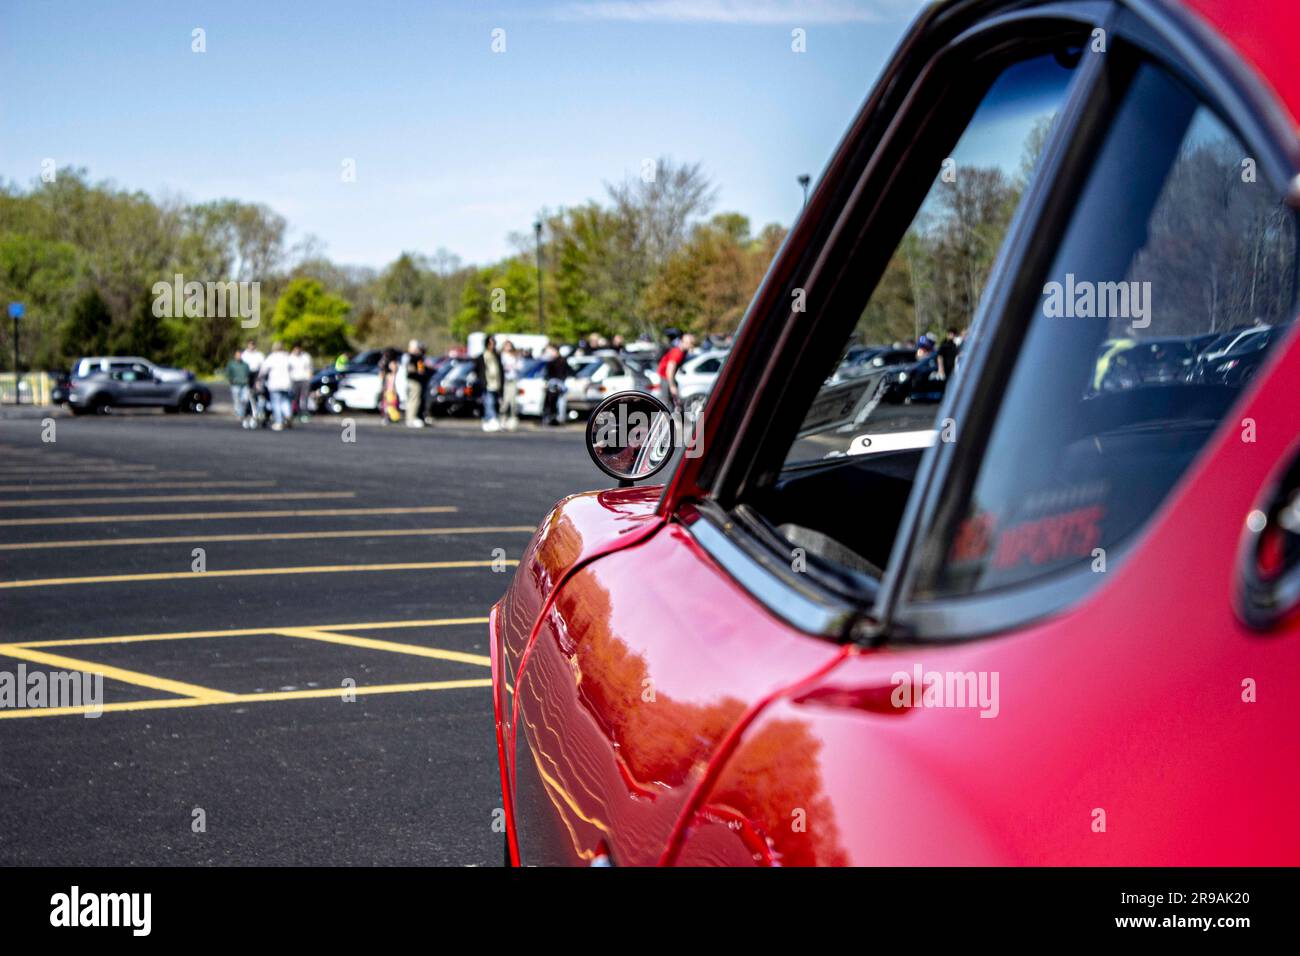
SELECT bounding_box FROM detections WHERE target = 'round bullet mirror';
[585,391,677,484]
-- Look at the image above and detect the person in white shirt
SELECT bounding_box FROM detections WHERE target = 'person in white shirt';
[241,340,267,423]
[259,342,294,430]
[288,345,313,422]
[499,339,520,431]
[241,339,265,375]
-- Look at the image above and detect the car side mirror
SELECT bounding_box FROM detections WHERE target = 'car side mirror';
[585,391,676,486]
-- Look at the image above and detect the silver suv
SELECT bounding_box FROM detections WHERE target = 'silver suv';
[68,357,212,415]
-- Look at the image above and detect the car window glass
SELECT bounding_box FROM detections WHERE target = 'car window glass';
[783,50,1078,466]
[914,63,1298,600]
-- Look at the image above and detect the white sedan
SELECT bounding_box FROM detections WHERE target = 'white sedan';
[666,350,728,422]
[333,370,383,411]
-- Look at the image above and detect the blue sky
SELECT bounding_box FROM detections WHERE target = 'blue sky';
[0,0,924,268]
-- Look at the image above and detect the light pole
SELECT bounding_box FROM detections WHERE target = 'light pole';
[533,220,545,334]
[797,174,811,208]
[7,302,22,405]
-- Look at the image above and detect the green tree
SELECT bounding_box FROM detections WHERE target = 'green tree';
[271,277,353,355]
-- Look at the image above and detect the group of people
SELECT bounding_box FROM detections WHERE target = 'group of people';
[221,329,717,434]
[914,327,964,379]
[375,340,440,428]
[224,340,314,431]
[471,336,528,431]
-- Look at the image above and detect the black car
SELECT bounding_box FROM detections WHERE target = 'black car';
[428,359,482,416]
[837,346,919,380]
[49,370,72,405]
[1192,326,1280,387]
[880,353,948,404]
[1097,337,1200,391]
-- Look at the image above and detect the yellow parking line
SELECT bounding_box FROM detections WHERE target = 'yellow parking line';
[275,627,491,666]
[13,617,490,648]
[0,480,276,493]
[0,467,177,475]
[0,525,534,551]
[0,560,518,589]
[0,505,457,527]
[0,678,493,720]
[0,491,355,508]
[0,644,236,701]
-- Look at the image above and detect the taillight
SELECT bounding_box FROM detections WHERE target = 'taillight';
[437,385,446,395]
[517,387,525,397]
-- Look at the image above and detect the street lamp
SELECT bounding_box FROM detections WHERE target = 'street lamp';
[7,302,22,405]
[533,220,545,335]
[797,174,811,208]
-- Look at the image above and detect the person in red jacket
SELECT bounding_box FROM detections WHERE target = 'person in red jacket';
[656,333,695,409]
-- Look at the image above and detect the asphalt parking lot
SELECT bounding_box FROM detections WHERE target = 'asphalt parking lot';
[0,407,608,865]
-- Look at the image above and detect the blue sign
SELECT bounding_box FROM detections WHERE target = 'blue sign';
[7,303,22,320]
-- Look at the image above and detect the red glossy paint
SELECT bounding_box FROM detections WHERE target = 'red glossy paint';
[490,0,1300,866]
[1184,0,1300,128]
[672,341,1300,863]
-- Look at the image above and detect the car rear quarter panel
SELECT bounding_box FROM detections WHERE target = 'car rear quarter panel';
[499,512,844,865]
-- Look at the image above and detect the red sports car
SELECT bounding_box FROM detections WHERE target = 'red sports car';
[491,0,1300,866]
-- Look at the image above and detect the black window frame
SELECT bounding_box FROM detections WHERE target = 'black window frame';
[885,3,1300,643]
[673,0,1300,645]
[675,0,1109,639]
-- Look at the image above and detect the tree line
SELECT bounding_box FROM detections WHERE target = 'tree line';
[0,158,787,373]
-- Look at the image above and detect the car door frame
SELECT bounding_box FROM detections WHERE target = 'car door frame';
[660,0,1108,638]
[657,0,1300,645]
[884,1,1300,642]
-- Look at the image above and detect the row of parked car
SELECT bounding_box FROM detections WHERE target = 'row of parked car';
[311,346,729,420]
[43,343,732,420]
[829,322,1281,411]
[1093,324,1282,391]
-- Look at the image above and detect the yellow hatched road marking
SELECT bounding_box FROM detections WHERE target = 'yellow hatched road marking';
[0,505,457,527]
[0,525,533,551]
[0,679,493,720]
[0,559,517,589]
[13,617,489,648]
[0,491,355,508]
[0,644,236,701]
[274,627,490,667]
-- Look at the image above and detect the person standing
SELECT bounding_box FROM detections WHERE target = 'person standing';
[224,348,252,428]
[475,336,504,432]
[541,345,569,427]
[259,342,294,431]
[936,327,959,380]
[241,339,266,424]
[402,340,427,428]
[657,333,694,410]
[498,339,520,431]
[289,344,313,422]
[379,351,401,425]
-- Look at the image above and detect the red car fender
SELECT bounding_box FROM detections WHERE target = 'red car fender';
[491,487,667,864]
[659,646,852,866]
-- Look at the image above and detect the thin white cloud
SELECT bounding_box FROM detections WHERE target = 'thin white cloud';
[552,0,924,26]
